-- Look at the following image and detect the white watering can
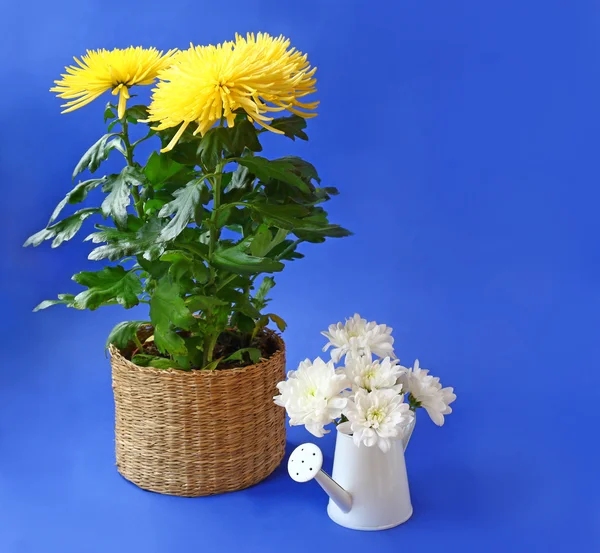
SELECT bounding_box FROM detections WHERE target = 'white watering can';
[288,416,416,531]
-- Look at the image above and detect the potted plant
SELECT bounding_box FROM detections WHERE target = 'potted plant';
[25,33,350,496]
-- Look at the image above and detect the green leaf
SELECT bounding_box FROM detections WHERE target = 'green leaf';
[150,278,194,356]
[144,151,184,186]
[235,299,262,319]
[143,199,164,215]
[233,313,255,333]
[271,228,289,249]
[186,295,228,312]
[159,250,190,264]
[197,128,227,171]
[277,156,320,184]
[72,266,142,310]
[33,293,76,312]
[227,120,262,155]
[125,104,149,122]
[49,178,106,225]
[226,164,253,192]
[202,357,224,371]
[159,251,204,283]
[150,278,194,330]
[137,256,170,279]
[294,224,353,240]
[158,178,206,241]
[213,242,285,275]
[249,226,288,258]
[193,262,210,283]
[131,353,186,370]
[104,103,116,122]
[73,133,121,180]
[267,239,304,261]
[87,219,166,261]
[249,203,310,229]
[24,208,99,248]
[224,347,261,364]
[154,327,187,357]
[267,313,287,332]
[101,166,143,228]
[106,320,149,349]
[267,115,309,141]
[254,204,351,240]
[177,334,205,369]
[237,156,311,193]
[254,276,275,310]
[250,225,273,257]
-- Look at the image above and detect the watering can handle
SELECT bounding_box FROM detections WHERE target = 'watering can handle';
[402,414,416,451]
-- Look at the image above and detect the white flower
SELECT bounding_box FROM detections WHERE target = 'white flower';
[274,357,349,438]
[321,313,395,363]
[400,359,456,426]
[343,356,404,393]
[339,388,412,452]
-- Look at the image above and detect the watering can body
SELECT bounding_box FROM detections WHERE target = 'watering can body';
[326,429,412,530]
[288,414,416,531]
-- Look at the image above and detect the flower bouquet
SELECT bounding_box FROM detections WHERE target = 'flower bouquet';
[275,314,457,450]
[24,33,351,496]
[275,314,456,529]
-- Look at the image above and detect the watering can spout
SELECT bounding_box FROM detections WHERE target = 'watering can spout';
[288,443,353,513]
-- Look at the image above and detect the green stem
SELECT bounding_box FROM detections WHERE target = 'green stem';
[208,160,226,282]
[132,129,156,148]
[203,331,220,366]
[216,273,239,291]
[407,393,421,411]
[275,238,303,261]
[202,156,227,369]
[121,117,144,219]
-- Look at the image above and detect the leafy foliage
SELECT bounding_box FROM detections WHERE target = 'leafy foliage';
[158,178,207,241]
[26,104,351,369]
[24,208,100,248]
[266,115,309,141]
[72,266,142,309]
[105,321,150,349]
[73,134,123,179]
[101,166,143,228]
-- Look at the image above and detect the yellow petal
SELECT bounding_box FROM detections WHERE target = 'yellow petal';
[160,121,190,153]
[117,87,128,119]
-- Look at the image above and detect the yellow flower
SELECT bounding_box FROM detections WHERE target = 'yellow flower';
[51,47,177,119]
[147,33,318,152]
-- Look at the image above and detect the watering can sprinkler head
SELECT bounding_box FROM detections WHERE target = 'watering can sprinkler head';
[288,443,353,513]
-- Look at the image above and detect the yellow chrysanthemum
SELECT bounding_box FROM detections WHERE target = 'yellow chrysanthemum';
[51,47,177,119]
[147,33,318,152]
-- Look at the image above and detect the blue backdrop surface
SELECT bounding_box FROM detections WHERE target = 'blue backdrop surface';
[1,1,599,551]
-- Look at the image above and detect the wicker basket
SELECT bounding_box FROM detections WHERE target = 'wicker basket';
[109,332,286,496]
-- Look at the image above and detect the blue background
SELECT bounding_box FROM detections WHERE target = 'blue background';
[2,1,599,551]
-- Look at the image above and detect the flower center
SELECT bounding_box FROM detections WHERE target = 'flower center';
[366,406,386,428]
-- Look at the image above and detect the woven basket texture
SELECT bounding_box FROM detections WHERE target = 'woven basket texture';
[109,332,286,496]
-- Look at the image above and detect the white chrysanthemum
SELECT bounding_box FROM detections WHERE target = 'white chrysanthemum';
[343,356,404,393]
[400,360,456,426]
[274,357,349,437]
[338,389,412,452]
[321,313,395,363]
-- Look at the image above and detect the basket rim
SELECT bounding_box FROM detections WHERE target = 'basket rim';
[108,331,285,378]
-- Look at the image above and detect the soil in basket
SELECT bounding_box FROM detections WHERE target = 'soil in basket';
[130,329,280,371]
